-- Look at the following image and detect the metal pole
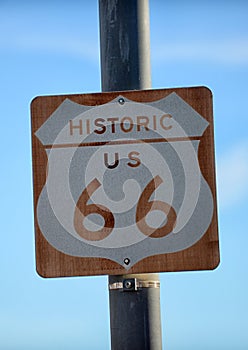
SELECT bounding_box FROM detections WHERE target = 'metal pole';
[99,0,151,91]
[99,1,162,349]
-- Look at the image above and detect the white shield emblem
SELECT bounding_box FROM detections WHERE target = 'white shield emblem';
[35,93,214,269]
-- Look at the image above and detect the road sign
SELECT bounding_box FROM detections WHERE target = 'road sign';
[31,86,219,277]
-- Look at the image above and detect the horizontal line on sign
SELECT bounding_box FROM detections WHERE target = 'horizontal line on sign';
[44,136,201,149]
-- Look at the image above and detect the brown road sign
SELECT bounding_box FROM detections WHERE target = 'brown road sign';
[31,86,219,277]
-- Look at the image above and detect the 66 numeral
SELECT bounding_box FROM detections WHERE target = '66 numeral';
[74,175,177,241]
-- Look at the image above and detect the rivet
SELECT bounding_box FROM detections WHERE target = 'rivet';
[118,97,125,105]
[124,258,130,265]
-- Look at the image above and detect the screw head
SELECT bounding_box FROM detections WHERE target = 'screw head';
[124,258,130,265]
[124,280,132,289]
[118,97,125,105]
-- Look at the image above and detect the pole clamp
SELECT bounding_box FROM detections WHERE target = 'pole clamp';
[109,278,160,292]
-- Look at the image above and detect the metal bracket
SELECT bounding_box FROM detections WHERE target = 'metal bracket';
[109,278,160,292]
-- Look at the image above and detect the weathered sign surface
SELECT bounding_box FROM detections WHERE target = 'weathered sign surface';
[31,87,219,277]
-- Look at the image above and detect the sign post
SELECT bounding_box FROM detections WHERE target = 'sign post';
[98,0,162,348]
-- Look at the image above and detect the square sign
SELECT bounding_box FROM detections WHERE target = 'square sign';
[31,87,219,277]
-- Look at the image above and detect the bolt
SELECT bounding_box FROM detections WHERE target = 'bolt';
[124,258,130,265]
[124,280,132,289]
[118,97,125,105]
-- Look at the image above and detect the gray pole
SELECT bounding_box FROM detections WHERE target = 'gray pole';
[99,1,162,349]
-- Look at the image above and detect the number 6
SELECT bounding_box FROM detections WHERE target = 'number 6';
[136,175,177,238]
[74,178,115,241]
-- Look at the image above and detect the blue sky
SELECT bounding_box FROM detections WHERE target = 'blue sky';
[1,0,248,349]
